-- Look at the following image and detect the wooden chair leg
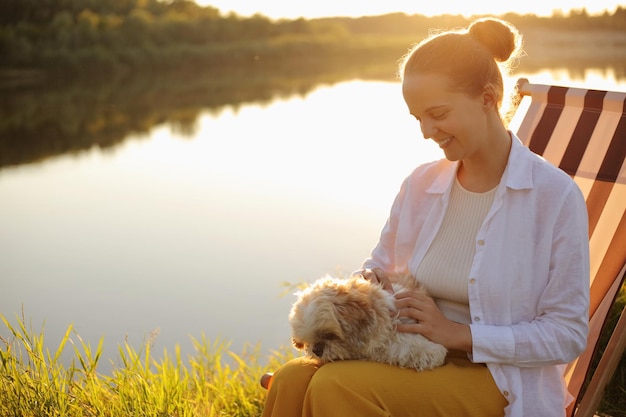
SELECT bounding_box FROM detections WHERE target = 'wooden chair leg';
[574,305,626,417]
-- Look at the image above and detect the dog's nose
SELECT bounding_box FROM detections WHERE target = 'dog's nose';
[312,342,325,357]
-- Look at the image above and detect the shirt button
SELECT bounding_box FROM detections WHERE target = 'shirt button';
[477,239,485,246]
[474,316,481,322]
[469,278,476,284]
[503,391,509,397]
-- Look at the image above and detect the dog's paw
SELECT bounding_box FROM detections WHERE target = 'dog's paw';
[389,334,448,371]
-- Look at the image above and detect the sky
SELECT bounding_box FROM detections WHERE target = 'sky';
[195,0,625,19]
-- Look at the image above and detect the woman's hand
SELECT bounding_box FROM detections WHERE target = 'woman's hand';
[394,290,473,352]
[354,268,394,293]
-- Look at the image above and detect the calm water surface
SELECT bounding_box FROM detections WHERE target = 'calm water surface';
[1,68,624,371]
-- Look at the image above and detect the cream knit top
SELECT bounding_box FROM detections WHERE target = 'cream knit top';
[416,177,497,325]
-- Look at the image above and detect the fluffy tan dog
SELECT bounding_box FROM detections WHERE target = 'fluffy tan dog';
[289,273,447,371]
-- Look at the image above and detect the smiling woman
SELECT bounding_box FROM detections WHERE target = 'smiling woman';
[196,0,620,19]
[259,17,592,417]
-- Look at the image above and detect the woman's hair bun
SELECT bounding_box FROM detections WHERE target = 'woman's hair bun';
[468,18,521,62]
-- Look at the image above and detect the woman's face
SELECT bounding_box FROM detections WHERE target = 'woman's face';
[402,73,490,162]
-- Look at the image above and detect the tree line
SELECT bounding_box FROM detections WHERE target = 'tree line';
[1,0,625,79]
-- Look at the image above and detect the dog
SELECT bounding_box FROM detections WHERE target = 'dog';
[289,273,447,371]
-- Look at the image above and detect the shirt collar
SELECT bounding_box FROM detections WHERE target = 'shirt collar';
[503,132,535,191]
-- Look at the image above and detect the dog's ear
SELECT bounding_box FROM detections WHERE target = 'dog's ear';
[312,299,344,335]
[334,299,373,330]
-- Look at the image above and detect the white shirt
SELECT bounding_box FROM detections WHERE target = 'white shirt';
[362,133,590,417]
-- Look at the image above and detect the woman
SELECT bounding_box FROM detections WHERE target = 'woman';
[262,17,589,417]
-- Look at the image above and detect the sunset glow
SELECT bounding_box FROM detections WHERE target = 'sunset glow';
[195,0,624,19]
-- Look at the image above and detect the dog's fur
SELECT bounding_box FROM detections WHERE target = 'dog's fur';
[289,273,447,371]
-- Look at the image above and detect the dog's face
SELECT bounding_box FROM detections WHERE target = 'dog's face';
[289,275,393,362]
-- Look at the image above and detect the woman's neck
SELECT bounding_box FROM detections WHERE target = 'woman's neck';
[457,127,511,193]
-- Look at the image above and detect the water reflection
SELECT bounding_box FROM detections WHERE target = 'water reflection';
[1,63,625,170]
[1,66,625,373]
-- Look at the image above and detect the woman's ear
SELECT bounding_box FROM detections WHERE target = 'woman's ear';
[482,84,500,110]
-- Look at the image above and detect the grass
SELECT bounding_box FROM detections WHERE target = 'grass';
[0,313,294,417]
[1,287,624,417]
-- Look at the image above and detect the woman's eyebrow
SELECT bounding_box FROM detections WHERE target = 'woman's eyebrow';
[411,105,447,117]
[424,105,448,113]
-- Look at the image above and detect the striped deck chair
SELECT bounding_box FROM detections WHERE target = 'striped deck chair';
[509,78,626,417]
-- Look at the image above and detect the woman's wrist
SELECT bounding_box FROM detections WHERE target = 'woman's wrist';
[446,322,473,353]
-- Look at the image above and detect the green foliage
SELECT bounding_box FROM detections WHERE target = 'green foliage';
[0,313,294,417]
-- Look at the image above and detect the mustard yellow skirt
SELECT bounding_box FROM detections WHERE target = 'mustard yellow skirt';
[262,352,507,417]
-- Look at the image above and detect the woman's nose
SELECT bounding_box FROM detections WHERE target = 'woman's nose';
[420,120,437,139]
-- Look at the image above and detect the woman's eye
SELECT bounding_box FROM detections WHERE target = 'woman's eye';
[432,112,447,120]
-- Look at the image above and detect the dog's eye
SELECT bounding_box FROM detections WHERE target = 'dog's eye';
[320,332,339,341]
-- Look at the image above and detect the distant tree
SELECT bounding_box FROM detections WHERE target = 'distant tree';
[51,11,73,48]
[122,8,154,46]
